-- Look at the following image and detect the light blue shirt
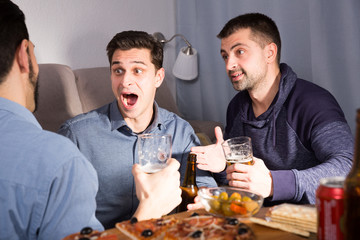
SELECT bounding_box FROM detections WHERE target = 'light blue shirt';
[0,97,103,240]
[58,100,218,229]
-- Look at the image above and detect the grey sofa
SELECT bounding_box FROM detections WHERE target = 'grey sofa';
[34,64,222,145]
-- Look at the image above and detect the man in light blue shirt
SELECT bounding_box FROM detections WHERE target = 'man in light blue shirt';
[59,31,219,229]
[0,1,182,239]
[0,98,103,240]
[0,2,103,239]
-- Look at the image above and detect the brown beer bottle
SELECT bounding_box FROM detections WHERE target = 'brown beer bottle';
[344,109,360,239]
[177,153,198,212]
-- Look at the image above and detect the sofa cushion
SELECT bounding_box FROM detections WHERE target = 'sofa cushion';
[155,79,181,116]
[74,67,115,113]
[34,64,83,132]
[188,119,222,144]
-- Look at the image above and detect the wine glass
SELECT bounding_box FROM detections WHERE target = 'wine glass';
[137,133,172,173]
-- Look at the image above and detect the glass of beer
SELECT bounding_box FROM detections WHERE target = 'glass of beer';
[221,136,254,165]
[137,133,172,173]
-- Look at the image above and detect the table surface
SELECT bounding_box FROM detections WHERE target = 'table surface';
[104,207,317,240]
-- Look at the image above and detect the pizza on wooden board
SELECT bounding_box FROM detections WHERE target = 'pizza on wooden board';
[116,213,255,240]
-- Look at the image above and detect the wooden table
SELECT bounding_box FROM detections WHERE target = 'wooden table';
[104,207,317,239]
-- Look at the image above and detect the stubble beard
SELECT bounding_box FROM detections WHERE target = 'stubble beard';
[229,67,266,92]
[28,58,39,112]
[229,68,253,91]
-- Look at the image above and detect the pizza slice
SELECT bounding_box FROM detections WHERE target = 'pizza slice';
[62,226,118,240]
[115,217,178,240]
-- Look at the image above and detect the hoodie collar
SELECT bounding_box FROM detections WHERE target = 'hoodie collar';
[240,63,297,126]
[238,63,297,147]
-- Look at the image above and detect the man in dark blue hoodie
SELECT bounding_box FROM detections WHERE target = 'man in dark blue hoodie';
[191,13,353,206]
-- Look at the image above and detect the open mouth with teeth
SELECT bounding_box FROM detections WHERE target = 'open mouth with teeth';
[231,72,244,82]
[122,93,138,108]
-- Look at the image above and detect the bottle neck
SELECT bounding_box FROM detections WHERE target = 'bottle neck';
[182,154,197,187]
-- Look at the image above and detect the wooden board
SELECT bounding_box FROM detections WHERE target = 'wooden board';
[104,207,317,240]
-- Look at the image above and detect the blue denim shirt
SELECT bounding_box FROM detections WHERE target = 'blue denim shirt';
[0,97,103,240]
[58,100,218,229]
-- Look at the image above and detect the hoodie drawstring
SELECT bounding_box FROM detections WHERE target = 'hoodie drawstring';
[272,112,276,148]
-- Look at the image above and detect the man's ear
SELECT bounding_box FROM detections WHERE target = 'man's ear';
[265,43,278,64]
[16,39,30,73]
[155,67,165,88]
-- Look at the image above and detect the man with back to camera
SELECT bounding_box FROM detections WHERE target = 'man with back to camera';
[0,1,102,238]
[58,30,219,229]
[191,13,353,206]
[0,1,182,239]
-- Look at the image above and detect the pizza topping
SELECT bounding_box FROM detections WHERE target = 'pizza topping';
[134,220,156,233]
[141,229,153,237]
[130,217,138,224]
[80,227,93,235]
[190,230,202,238]
[238,224,249,235]
[187,215,216,227]
[190,212,199,217]
[227,218,239,225]
[156,218,174,226]
[63,229,118,240]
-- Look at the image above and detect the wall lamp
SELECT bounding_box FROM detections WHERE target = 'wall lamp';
[153,32,198,81]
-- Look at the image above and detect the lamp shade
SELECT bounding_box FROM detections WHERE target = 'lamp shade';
[172,46,198,80]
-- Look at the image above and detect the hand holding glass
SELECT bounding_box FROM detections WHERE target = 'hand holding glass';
[222,136,254,165]
[138,134,172,173]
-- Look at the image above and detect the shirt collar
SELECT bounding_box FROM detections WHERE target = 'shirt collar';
[0,97,42,129]
[109,100,166,133]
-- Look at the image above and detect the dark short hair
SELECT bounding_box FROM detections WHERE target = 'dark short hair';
[106,30,163,71]
[0,0,29,84]
[217,13,281,64]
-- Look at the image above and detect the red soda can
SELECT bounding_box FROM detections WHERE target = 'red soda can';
[316,177,344,240]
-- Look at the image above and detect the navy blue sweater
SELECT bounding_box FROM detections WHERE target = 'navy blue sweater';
[224,63,353,205]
